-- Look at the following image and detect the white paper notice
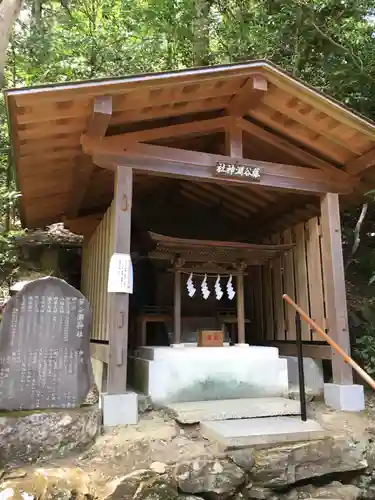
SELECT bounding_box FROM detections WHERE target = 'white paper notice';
[108,253,133,293]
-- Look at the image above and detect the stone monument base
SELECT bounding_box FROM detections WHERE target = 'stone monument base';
[129,344,288,406]
[101,392,138,427]
[0,405,101,468]
[324,383,365,411]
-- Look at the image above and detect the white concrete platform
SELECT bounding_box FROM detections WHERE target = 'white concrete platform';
[200,416,325,449]
[130,345,288,406]
[166,397,300,424]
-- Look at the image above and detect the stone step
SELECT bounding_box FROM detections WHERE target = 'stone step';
[165,397,300,424]
[200,416,325,449]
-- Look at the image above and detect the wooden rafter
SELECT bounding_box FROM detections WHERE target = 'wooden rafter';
[250,103,351,164]
[182,181,256,217]
[68,96,112,217]
[227,75,268,117]
[91,142,353,195]
[221,184,270,207]
[81,116,231,154]
[344,147,375,176]
[236,118,350,181]
[262,89,366,154]
[252,200,319,237]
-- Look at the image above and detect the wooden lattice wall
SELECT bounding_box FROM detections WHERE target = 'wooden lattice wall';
[81,203,114,341]
[250,216,328,344]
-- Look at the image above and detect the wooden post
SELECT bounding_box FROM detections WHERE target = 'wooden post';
[320,193,353,385]
[107,166,132,394]
[173,269,181,344]
[237,273,246,344]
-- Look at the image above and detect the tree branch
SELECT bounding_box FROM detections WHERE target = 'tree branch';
[345,203,368,270]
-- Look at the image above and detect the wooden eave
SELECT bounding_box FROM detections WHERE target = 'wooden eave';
[149,232,294,265]
[5,59,375,230]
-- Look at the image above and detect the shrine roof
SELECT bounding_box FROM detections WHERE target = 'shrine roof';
[149,232,294,265]
[4,59,375,230]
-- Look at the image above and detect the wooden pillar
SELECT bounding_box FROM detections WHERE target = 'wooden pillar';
[237,273,246,344]
[320,193,353,385]
[173,269,181,344]
[107,166,132,394]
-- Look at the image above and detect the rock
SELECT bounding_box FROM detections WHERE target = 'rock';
[0,406,101,468]
[0,467,92,499]
[178,497,203,500]
[233,493,248,500]
[139,394,152,413]
[244,486,277,500]
[281,492,298,500]
[82,384,100,405]
[175,458,246,499]
[151,462,167,474]
[105,470,178,500]
[228,449,255,471]
[293,481,361,500]
[287,388,315,403]
[251,438,367,487]
[361,484,375,500]
[365,438,375,470]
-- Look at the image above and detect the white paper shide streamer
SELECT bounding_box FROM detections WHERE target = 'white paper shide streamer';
[201,274,210,300]
[186,273,196,298]
[227,274,235,300]
[214,275,223,300]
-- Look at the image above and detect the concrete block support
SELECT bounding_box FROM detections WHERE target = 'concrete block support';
[324,383,365,411]
[282,356,324,395]
[102,392,138,427]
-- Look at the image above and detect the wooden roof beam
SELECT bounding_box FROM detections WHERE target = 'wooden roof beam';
[227,75,268,117]
[344,147,375,176]
[81,116,230,154]
[236,117,350,181]
[68,96,112,218]
[91,142,354,195]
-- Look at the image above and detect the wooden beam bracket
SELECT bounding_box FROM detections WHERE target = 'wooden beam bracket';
[68,96,113,218]
[227,74,268,117]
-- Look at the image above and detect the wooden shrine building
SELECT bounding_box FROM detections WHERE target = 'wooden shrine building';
[5,60,375,420]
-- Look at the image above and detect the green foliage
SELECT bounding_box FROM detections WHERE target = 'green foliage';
[355,334,375,377]
[354,301,375,377]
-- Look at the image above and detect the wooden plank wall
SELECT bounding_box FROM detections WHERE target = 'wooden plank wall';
[81,203,114,341]
[254,216,327,346]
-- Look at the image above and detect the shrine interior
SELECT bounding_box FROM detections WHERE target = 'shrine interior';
[121,168,321,350]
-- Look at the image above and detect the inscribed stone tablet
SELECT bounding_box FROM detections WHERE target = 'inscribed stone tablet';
[0,277,94,411]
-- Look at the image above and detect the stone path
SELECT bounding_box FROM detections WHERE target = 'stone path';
[165,397,300,424]
[200,416,325,448]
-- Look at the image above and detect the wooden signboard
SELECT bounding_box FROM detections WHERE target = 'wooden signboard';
[198,330,224,347]
[214,162,262,181]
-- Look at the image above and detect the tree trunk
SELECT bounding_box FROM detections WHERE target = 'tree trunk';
[193,0,210,66]
[0,0,23,87]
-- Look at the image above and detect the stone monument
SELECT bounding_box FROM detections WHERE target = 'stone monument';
[0,277,94,411]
